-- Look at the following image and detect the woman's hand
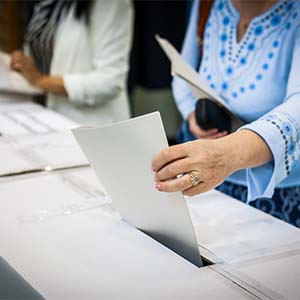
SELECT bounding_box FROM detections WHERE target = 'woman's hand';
[152,130,273,197]
[188,111,228,139]
[152,138,233,196]
[10,50,42,86]
[10,50,67,96]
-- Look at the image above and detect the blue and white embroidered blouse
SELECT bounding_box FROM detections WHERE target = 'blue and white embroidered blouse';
[172,0,300,201]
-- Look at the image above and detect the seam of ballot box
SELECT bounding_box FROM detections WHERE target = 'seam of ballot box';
[199,239,300,266]
[197,244,224,264]
[226,246,300,267]
[0,164,89,179]
[210,264,286,300]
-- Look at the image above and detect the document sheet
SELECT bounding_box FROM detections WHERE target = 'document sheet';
[155,35,244,129]
[73,112,202,267]
[0,51,42,95]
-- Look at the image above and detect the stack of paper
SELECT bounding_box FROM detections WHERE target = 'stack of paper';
[0,132,88,176]
[0,51,42,95]
[0,101,77,136]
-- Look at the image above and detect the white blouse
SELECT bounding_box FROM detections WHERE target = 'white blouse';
[48,0,133,126]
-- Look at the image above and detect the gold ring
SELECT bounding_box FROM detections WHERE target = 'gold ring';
[189,171,200,187]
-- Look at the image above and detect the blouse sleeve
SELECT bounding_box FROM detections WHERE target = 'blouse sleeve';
[63,0,133,106]
[171,0,200,119]
[240,28,300,202]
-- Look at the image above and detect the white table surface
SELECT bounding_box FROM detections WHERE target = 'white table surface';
[0,168,257,300]
[0,131,88,176]
[214,250,300,300]
[0,100,77,136]
[1,100,299,299]
[188,191,300,264]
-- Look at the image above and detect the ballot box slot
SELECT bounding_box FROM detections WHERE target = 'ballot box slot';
[201,256,214,266]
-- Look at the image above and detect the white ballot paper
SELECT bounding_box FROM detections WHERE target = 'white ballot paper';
[155,35,244,130]
[0,51,42,95]
[73,112,203,267]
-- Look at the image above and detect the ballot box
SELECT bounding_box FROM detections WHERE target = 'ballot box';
[0,168,258,300]
[213,251,300,300]
[188,190,300,264]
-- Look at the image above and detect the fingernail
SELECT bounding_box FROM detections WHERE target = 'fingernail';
[156,183,162,191]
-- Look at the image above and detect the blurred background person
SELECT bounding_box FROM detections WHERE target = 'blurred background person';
[153,0,300,227]
[10,0,133,126]
[0,0,189,141]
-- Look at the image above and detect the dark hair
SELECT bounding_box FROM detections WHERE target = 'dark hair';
[73,0,93,24]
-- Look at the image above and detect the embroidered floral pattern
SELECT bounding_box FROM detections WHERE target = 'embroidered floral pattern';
[200,0,298,99]
[262,113,300,176]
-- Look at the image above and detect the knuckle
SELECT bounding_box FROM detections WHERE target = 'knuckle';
[167,164,179,177]
[165,166,173,177]
[162,148,171,161]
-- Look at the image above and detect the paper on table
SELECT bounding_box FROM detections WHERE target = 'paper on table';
[0,132,88,176]
[0,51,42,95]
[0,169,255,300]
[155,35,244,128]
[0,101,78,136]
[73,112,203,267]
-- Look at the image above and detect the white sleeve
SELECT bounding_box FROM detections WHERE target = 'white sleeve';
[63,0,133,106]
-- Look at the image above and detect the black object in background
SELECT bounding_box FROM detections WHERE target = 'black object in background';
[195,99,232,133]
[0,257,45,300]
[128,0,189,92]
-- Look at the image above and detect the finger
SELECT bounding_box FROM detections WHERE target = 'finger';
[151,144,188,172]
[11,51,24,63]
[183,182,211,197]
[156,173,192,193]
[11,50,23,57]
[155,157,192,182]
[203,131,228,139]
[11,62,22,71]
[193,127,219,138]
[198,128,219,136]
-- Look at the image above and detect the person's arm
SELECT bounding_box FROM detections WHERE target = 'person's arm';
[35,76,67,96]
[11,0,133,105]
[235,26,300,201]
[10,50,67,96]
[151,129,272,196]
[62,0,133,106]
[153,27,300,200]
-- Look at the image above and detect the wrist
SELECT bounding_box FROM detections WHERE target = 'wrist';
[211,136,238,176]
[33,75,47,89]
[218,129,273,173]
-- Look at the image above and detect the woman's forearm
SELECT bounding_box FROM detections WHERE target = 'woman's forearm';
[220,129,273,174]
[35,75,68,97]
